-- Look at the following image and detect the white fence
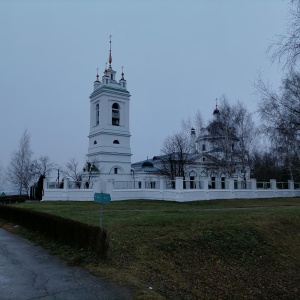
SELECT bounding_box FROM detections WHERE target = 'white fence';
[43,179,94,201]
[42,177,300,202]
[46,181,93,190]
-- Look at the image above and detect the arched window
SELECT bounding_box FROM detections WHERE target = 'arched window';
[112,103,120,126]
[95,103,99,125]
[110,166,124,175]
[113,140,120,144]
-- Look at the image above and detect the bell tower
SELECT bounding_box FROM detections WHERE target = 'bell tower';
[87,37,132,180]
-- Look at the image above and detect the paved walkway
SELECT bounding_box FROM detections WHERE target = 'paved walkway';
[0,228,132,300]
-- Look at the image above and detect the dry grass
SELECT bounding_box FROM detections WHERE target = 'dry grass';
[3,198,300,299]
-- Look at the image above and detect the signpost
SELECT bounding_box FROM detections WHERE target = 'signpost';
[94,193,111,228]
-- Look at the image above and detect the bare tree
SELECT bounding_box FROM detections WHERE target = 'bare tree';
[30,156,57,200]
[255,0,300,180]
[36,156,56,177]
[256,73,300,158]
[82,160,101,188]
[28,156,56,184]
[255,72,300,179]
[251,144,300,182]
[181,109,204,135]
[159,132,193,184]
[270,0,300,70]
[62,158,83,188]
[234,101,257,182]
[208,97,256,181]
[0,161,5,191]
[6,130,34,195]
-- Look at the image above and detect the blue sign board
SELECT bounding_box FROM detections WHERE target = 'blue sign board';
[94,193,111,204]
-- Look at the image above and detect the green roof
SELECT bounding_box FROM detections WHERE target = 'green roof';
[90,85,130,98]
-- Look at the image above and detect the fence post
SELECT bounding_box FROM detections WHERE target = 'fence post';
[251,179,257,190]
[270,179,277,190]
[203,178,209,190]
[228,179,235,190]
[288,180,294,190]
[43,177,48,190]
[100,180,107,193]
[107,179,114,194]
[160,178,166,191]
[64,178,69,190]
[175,177,183,190]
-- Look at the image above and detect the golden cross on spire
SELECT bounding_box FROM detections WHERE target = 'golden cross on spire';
[215,98,218,109]
[108,35,112,69]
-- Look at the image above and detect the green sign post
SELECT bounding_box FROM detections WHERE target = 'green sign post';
[94,193,111,204]
[94,193,111,228]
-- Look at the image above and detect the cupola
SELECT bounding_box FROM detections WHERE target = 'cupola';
[119,66,127,89]
[213,98,220,119]
[94,68,101,90]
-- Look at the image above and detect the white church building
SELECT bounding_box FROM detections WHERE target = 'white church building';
[42,41,299,201]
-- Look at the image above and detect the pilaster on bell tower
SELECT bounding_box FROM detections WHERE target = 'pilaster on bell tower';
[87,36,132,180]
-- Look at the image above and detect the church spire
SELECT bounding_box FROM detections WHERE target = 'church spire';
[95,68,99,82]
[108,35,112,69]
[121,66,125,80]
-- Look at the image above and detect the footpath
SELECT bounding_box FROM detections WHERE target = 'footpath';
[0,227,132,300]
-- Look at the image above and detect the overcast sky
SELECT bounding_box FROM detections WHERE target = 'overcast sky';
[0,0,290,173]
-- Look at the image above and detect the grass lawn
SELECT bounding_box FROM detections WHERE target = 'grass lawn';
[3,198,300,299]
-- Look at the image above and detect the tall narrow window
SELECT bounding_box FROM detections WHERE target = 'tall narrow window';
[211,177,216,189]
[96,103,99,125]
[112,103,120,126]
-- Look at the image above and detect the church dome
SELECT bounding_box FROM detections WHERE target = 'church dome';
[213,107,220,115]
[142,161,154,167]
